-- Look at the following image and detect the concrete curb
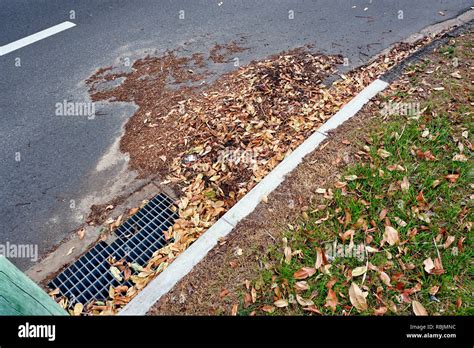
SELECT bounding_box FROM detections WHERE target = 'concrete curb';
[119,78,388,315]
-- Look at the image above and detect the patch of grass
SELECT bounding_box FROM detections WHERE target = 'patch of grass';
[438,45,455,58]
[238,33,473,316]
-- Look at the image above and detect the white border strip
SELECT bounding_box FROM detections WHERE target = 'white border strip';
[120,78,388,315]
[0,21,76,56]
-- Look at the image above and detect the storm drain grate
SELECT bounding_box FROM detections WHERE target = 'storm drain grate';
[48,193,178,305]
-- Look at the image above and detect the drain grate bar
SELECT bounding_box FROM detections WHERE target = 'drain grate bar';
[49,193,178,305]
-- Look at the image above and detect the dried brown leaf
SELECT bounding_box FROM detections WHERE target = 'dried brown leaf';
[324,289,338,312]
[349,282,368,312]
[274,299,289,308]
[383,225,400,246]
[293,267,316,280]
[412,300,428,316]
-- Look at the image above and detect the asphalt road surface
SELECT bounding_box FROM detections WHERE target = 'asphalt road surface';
[0,0,472,270]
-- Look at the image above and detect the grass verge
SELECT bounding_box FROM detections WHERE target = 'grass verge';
[239,32,473,316]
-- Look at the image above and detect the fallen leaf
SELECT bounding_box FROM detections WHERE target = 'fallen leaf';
[295,281,310,292]
[109,285,115,299]
[349,282,368,312]
[383,225,400,246]
[111,214,123,228]
[343,208,352,228]
[445,173,460,183]
[401,176,410,193]
[388,301,398,313]
[115,285,128,293]
[48,288,60,296]
[110,266,123,282]
[433,257,445,275]
[130,263,144,272]
[324,289,338,312]
[243,293,252,308]
[251,287,257,303]
[326,278,337,290]
[377,148,392,158]
[261,305,275,313]
[416,190,425,204]
[394,216,407,227]
[412,300,428,316]
[374,306,387,316]
[128,207,140,216]
[293,267,316,280]
[431,179,441,188]
[407,283,423,295]
[315,248,327,269]
[284,246,292,264]
[303,305,322,314]
[231,303,238,316]
[123,266,131,281]
[352,266,367,277]
[429,286,440,295]
[443,235,455,249]
[456,297,462,309]
[274,299,289,308]
[387,164,405,172]
[423,258,435,274]
[66,247,75,256]
[380,272,392,287]
[73,303,83,316]
[296,294,314,307]
[345,174,358,181]
[417,149,436,161]
[366,246,379,253]
[334,181,347,188]
[77,228,85,240]
[450,71,462,79]
[452,153,468,162]
[220,288,230,298]
[458,237,465,252]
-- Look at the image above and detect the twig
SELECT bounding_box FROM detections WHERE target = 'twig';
[265,231,276,241]
[432,236,443,269]
[398,123,406,141]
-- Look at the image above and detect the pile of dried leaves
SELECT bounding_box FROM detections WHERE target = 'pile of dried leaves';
[54,32,447,315]
[235,32,472,316]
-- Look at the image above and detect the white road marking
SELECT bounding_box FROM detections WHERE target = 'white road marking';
[0,21,76,56]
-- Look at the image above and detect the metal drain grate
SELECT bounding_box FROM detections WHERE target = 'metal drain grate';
[48,193,178,305]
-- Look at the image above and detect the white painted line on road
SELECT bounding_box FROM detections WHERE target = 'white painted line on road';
[0,21,76,56]
[120,78,389,316]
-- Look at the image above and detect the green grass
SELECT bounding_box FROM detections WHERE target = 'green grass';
[239,35,473,316]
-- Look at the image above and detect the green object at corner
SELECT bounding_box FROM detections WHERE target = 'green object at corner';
[0,256,68,315]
